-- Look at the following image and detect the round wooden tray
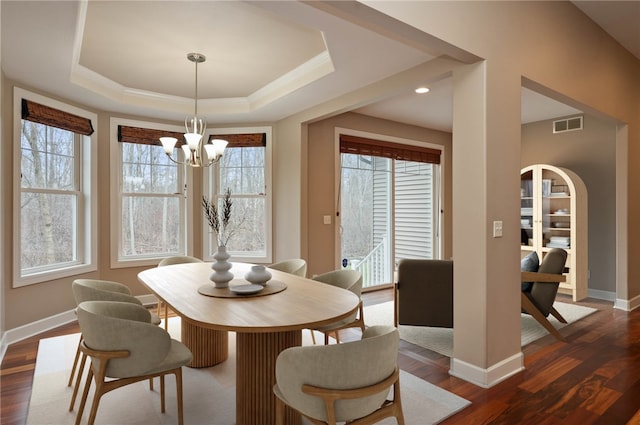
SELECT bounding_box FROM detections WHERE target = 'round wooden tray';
[198,279,287,298]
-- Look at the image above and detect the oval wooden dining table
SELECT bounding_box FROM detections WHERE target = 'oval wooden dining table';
[138,262,360,425]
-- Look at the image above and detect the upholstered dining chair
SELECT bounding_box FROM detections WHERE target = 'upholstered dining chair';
[69,279,161,411]
[157,255,203,329]
[521,248,569,341]
[75,300,192,425]
[311,269,365,344]
[273,325,404,425]
[269,258,307,278]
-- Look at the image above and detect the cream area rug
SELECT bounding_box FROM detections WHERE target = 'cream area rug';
[27,319,470,425]
[365,301,597,357]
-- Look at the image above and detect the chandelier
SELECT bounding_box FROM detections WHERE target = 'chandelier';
[159,53,227,167]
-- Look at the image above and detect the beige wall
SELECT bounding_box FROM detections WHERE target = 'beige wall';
[522,114,617,295]
[306,112,453,278]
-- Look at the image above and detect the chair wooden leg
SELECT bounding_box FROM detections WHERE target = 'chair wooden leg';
[75,367,93,425]
[164,304,169,331]
[521,294,565,341]
[86,381,103,425]
[393,378,405,425]
[160,375,166,413]
[175,369,184,425]
[68,339,82,387]
[309,329,316,345]
[69,352,87,411]
[550,306,568,324]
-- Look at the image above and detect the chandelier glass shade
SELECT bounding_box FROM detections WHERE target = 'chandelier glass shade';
[159,53,227,167]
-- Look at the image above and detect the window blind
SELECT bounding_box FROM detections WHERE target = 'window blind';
[339,134,440,164]
[22,99,94,136]
[209,133,266,147]
[118,125,184,146]
[118,125,267,148]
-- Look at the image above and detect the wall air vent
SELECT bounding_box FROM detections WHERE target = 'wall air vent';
[553,116,583,133]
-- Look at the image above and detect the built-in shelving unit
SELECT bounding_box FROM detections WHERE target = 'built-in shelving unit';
[521,164,588,301]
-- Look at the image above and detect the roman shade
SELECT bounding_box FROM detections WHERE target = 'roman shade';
[118,125,267,148]
[22,99,94,136]
[118,125,184,146]
[209,133,266,147]
[339,134,440,164]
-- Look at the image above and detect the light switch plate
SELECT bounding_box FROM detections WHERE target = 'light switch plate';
[323,215,332,225]
[493,220,503,238]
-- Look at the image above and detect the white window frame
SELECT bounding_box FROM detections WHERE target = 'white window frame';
[109,118,193,268]
[13,88,98,287]
[202,126,272,264]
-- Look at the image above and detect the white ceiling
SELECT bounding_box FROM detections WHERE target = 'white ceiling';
[2,1,638,132]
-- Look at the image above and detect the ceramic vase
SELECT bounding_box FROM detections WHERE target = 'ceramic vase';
[244,265,272,286]
[210,245,233,288]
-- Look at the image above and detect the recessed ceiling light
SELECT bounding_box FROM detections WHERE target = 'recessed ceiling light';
[415,87,430,94]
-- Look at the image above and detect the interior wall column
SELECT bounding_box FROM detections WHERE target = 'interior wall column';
[450,61,523,387]
[272,118,304,261]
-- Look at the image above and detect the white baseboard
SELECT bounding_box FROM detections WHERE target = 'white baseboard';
[0,332,8,365]
[450,352,524,388]
[0,295,158,365]
[4,309,77,348]
[588,288,616,302]
[615,293,640,311]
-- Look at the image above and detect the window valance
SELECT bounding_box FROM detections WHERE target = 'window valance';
[339,134,440,164]
[208,133,266,147]
[118,125,267,148]
[118,125,184,146]
[22,99,94,136]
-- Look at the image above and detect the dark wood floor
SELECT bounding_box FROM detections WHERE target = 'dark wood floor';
[1,290,639,424]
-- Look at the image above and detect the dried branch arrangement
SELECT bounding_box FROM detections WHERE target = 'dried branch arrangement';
[202,188,234,247]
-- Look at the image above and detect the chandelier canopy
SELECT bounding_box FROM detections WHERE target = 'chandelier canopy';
[159,53,227,167]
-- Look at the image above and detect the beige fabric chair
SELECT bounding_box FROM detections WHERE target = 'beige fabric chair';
[273,325,404,425]
[69,279,161,411]
[157,255,203,329]
[75,300,192,425]
[269,258,307,278]
[311,269,365,344]
[521,248,569,341]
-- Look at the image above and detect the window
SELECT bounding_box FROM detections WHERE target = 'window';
[203,127,272,263]
[13,88,97,286]
[110,120,188,267]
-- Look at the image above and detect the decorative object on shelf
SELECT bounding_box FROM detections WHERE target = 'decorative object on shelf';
[159,53,228,168]
[203,188,235,287]
[244,265,272,287]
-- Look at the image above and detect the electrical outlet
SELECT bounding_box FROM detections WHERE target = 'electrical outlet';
[323,215,332,225]
[493,220,503,238]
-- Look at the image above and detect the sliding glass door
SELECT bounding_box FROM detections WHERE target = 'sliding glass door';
[339,135,441,290]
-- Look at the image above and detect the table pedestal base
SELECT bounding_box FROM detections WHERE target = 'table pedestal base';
[181,321,228,368]
[236,331,302,425]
